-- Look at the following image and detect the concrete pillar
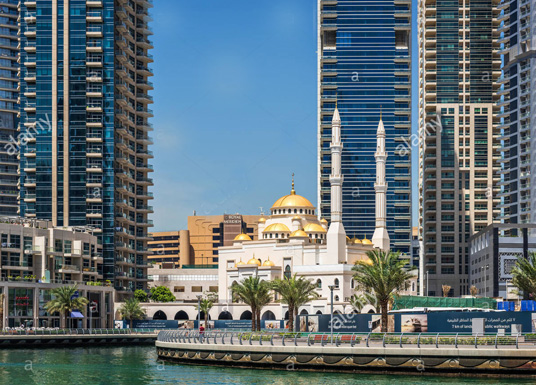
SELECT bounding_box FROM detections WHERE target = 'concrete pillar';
[179,230,191,266]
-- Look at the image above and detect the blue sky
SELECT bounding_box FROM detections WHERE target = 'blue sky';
[150,0,418,231]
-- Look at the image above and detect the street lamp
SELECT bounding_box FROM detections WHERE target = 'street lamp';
[328,285,335,344]
[196,295,202,330]
[485,264,489,297]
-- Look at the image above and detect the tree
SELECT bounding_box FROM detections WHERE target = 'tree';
[149,286,175,303]
[352,249,414,332]
[134,289,148,302]
[197,298,213,329]
[470,285,478,297]
[44,285,89,328]
[119,298,146,328]
[350,292,376,313]
[511,252,536,299]
[442,285,452,298]
[230,276,272,331]
[272,274,319,332]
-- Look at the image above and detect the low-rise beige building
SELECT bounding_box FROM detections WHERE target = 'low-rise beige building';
[0,217,114,328]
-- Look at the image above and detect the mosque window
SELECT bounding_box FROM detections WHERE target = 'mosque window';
[335,295,340,302]
[334,278,339,289]
[316,279,322,289]
[351,280,354,289]
[294,209,297,214]
[275,233,279,239]
[300,209,303,213]
[284,265,291,279]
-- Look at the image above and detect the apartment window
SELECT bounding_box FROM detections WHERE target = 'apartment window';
[173,286,185,293]
[323,30,336,49]
[191,286,202,293]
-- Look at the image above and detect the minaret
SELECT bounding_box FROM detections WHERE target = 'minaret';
[371,114,390,251]
[327,104,347,263]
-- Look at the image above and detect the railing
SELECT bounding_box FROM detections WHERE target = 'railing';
[0,328,156,336]
[157,331,536,350]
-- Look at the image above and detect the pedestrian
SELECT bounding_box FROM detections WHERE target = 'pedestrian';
[199,325,205,342]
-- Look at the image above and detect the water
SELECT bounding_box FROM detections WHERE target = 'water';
[0,346,533,385]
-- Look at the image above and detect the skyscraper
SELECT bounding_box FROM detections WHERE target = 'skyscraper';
[19,0,154,298]
[418,0,501,296]
[317,0,412,254]
[496,0,535,229]
[0,1,19,216]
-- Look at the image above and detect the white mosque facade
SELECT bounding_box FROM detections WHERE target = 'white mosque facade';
[142,108,417,323]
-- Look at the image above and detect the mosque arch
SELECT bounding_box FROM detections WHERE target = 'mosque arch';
[174,311,189,320]
[240,310,252,320]
[218,311,233,320]
[153,310,167,320]
[299,309,308,315]
[261,310,276,320]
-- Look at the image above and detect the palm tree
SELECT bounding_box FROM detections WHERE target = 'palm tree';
[272,274,319,332]
[118,298,146,328]
[44,285,89,328]
[352,249,414,332]
[511,252,536,299]
[350,292,376,313]
[197,298,213,329]
[230,276,272,331]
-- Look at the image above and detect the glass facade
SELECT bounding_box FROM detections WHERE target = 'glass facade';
[0,1,19,216]
[318,0,412,254]
[19,0,154,298]
[496,0,534,228]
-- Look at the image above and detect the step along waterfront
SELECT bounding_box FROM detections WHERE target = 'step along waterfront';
[156,330,536,377]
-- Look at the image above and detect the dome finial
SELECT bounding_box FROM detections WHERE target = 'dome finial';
[291,173,296,195]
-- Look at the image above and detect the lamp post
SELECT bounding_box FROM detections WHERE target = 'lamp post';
[196,295,202,330]
[485,264,489,297]
[328,285,335,344]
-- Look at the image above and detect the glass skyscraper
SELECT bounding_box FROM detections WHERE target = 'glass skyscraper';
[418,0,501,296]
[0,1,18,216]
[497,0,535,229]
[317,0,412,254]
[19,0,154,299]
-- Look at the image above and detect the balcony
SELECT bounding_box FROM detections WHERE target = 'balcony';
[57,264,80,273]
[86,27,103,38]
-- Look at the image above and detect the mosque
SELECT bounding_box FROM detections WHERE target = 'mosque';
[214,106,417,321]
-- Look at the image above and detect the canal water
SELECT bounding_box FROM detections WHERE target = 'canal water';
[0,346,533,385]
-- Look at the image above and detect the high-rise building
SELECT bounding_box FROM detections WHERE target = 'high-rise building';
[0,1,19,216]
[18,0,154,299]
[148,215,261,268]
[496,0,535,228]
[418,0,501,296]
[317,0,412,254]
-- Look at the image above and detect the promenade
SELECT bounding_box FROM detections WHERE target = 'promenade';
[0,329,158,348]
[156,330,536,376]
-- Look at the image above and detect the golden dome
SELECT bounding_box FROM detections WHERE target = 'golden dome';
[320,218,328,224]
[303,223,327,233]
[234,233,252,241]
[271,177,314,209]
[262,257,275,267]
[272,194,314,209]
[235,259,245,267]
[247,257,261,266]
[292,215,302,221]
[363,258,374,266]
[346,236,351,242]
[258,217,266,223]
[362,237,373,246]
[290,229,308,238]
[353,238,363,245]
[263,223,291,233]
